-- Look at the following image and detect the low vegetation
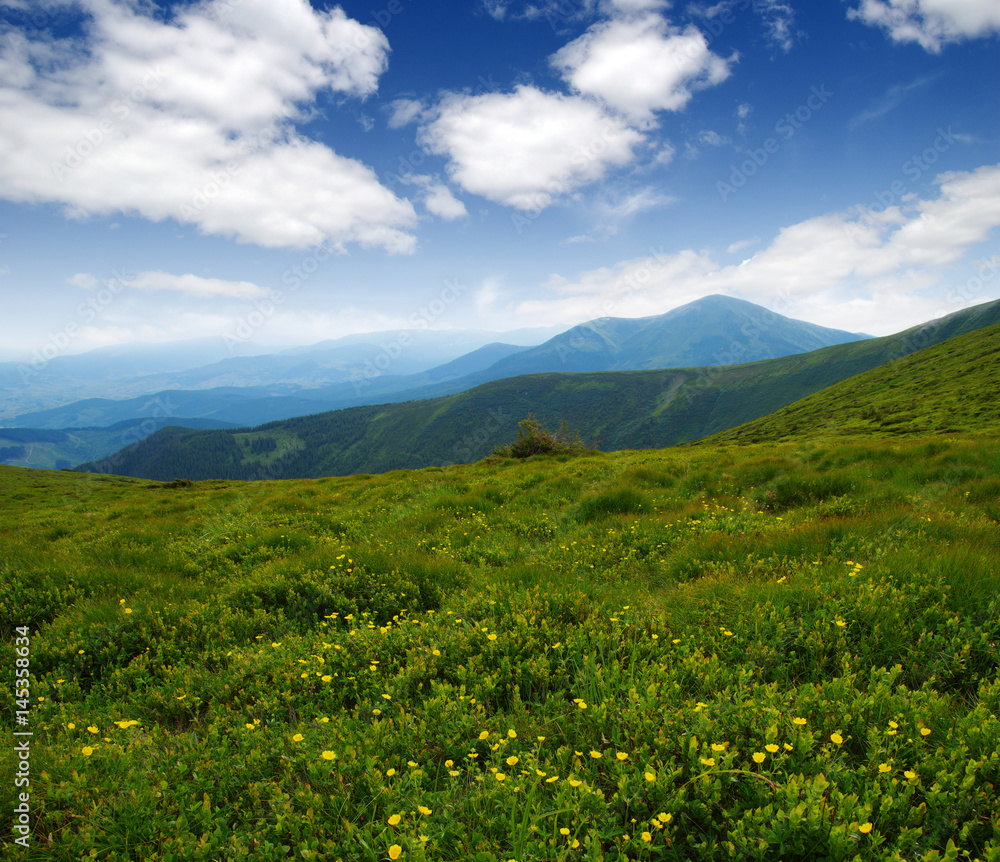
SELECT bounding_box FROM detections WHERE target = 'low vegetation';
[491,415,591,459]
[2,425,998,860]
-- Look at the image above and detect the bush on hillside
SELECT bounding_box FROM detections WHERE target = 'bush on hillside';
[492,414,589,459]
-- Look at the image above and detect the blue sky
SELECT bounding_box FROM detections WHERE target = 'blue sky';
[0,0,998,361]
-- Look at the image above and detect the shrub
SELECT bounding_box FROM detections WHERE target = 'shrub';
[491,414,588,459]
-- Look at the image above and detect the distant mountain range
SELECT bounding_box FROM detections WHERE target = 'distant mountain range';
[0,326,559,422]
[75,296,1000,482]
[4,295,867,431]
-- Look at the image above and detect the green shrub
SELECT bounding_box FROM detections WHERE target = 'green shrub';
[491,414,589,459]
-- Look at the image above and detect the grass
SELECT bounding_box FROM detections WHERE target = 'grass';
[704,320,1000,445]
[2,429,999,861]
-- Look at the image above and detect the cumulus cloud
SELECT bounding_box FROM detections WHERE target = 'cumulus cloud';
[419,85,642,210]
[514,161,1000,333]
[0,0,418,252]
[422,183,469,220]
[849,0,1000,52]
[125,272,272,300]
[417,5,733,211]
[551,14,735,121]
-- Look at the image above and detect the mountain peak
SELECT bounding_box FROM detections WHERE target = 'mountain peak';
[482,294,868,376]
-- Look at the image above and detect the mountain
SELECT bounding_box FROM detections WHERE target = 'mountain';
[272,294,873,411]
[0,326,563,422]
[75,298,1000,481]
[471,294,868,378]
[6,296,865,429]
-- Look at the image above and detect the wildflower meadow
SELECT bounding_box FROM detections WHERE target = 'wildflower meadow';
[1,432,998,860]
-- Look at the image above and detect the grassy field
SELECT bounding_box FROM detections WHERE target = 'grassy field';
[2,423,999,859]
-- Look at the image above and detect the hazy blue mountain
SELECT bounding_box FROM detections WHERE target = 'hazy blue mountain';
[74,297,1000,481]
[476,294,869,378]
[255,295,873,411]
[0,326,562,422]
[3,296,869,430]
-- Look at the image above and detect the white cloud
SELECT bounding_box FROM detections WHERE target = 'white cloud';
[482,0,509,20]
[567,187,676,243]
[755,0,795,52]
[475,276,509,318]
[849,0,1000,52]
[691,0,796,52]
[736,102,752,134]
[514,161,1000,334]
[0,0,418,252]
[396,174,468,220]
[126,271,271,300]
[551,14,734,121]
[386,98,426,129]
[654,143,677,165]
[699,130,730,147]
[726,236,759,254]
[419,85,642,210]
[601,0,669,12]
[423,183,468,220]
[68,272,99,289]
[848,74,939,130]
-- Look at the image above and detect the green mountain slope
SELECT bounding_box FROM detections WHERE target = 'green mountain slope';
[76,298,1000,481]
[704,320,1000,445]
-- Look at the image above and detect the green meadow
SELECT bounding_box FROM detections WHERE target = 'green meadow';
[2,422,999,860]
